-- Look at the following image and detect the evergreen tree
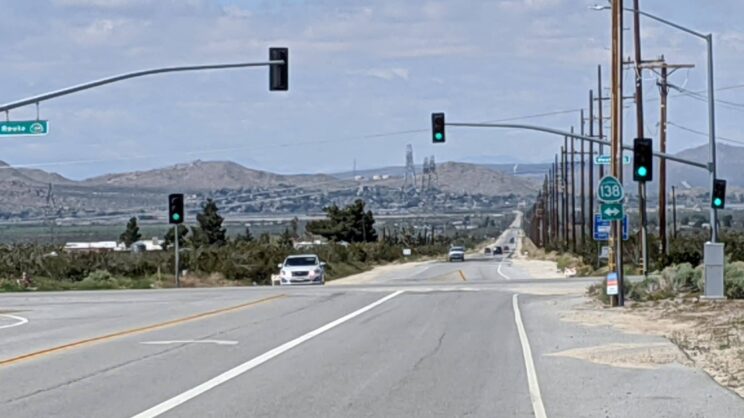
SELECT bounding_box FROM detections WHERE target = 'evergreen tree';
[306,199,377,243]
[278,228,294,248]
[120,217,142,248]
[192,198,227,246]
[163,224,189,250]
[236,225,254,242]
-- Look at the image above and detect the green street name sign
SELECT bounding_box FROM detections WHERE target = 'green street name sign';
[0,120,49,137]
[597,175,624,203]
[594,155,631,165]
[600,202,624,221]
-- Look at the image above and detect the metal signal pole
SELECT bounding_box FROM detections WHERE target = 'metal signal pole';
[611,0,625,306]
[632,0,649,277]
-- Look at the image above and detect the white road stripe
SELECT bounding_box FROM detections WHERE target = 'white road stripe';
[140,340,238,346]
[131,290,405,418]
[0,314,29,330]
[497,260,511,280]
[512,294,547,418]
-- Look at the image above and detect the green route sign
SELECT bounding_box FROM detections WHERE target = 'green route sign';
[597,175,624,203]
[600,202,624,221]
[0,120,49,137]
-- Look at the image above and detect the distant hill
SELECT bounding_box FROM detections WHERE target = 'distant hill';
[83,160,346,191]
[434,162,540,195]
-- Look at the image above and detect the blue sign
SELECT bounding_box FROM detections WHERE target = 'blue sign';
[593,214,628,241]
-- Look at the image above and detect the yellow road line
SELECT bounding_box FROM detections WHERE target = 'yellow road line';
[458,270,467,281]
[0,293,285,367]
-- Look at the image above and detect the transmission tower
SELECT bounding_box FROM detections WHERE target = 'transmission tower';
[429,155,438,188]
[402,144,417,192]
[421,157,429,191]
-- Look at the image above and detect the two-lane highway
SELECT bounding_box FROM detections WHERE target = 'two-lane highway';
[1,256,742,417]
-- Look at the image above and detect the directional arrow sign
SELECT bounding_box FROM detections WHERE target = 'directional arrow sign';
[600,203,624,221]
[597,175,624,203]
[0,120,49,137]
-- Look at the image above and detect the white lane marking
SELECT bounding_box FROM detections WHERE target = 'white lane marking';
[497,259,511,280]
[0,314,29,330]
[512,294,547,418]
[131,290,405,418]
[140,340,238,346]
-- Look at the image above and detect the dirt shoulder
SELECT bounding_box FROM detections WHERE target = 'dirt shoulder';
[562,296,744,398]
[326,259,436,286]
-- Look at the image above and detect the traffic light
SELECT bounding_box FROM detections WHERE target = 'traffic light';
[712,179,727,209]
[633,137,653,182]
[269,47,288,91]
[168,193,184,224]
[432,112,445,143]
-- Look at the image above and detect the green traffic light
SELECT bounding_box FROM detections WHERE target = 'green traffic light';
[714,197,723,207]
[637,166,648,177]
[172,213,181,221]
[434,132,443,141]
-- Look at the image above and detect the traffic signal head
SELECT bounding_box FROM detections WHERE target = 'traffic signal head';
[633,137,653,182]
[432,112,445,143]
[269,47,288,91]
[712,179,726,209]
[168,193,184,224]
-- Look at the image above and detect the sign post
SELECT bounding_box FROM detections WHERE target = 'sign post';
[606,272,619,296]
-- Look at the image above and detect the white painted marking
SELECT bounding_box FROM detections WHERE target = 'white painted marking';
[512,294,547,418]
[131,290,405,418]
[497,260,511,280]
[0,314,29,330]
[140,340,238,346]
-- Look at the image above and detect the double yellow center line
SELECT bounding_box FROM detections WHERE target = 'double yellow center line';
[0,293,285,367]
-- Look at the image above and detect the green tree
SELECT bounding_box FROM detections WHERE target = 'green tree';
[278,228,294,248]
[723,214,733,228]
[163,224,189,250]
[192,199,227,247]
[236,225,254,242]
[306,199,378,243]
[119,217,142,248]
[258,232,271,245]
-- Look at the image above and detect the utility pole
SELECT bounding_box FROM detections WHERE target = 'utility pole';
[597,65,605,180]
[589,90,596,232]
[570,128,577,252]
[639,57,694,256]
[632,0,649,277]
[672,185,678,239]
[562,144,569,248]
[580,110,587,247]
[611,0,625,306]
[554,157,560,244]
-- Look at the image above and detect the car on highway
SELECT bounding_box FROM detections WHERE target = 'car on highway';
[493,246,503,255]
[277,254,326,285]
[503,245,510,252]
[484,247,492,255]
[448,246,465,262]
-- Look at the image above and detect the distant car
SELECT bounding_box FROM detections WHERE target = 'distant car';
[503,245,510,252]
[484,247,492,255]
[448,246,465,262]
[493,246,503,255]
[509,237,515,244]
[277,254,326,285]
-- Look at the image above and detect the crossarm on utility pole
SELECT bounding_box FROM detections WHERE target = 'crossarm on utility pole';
[446,122,708,170]
[0,60,284,113]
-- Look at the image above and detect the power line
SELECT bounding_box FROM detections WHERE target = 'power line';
[667,121,744,146]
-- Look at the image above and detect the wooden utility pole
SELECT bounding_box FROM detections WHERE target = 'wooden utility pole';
[610,0,624,306]
[597,66,605,180]
[579,114,586,247]
[563,142,569,247]
[638,57,694,256]
[570,128,577,252]
[589,90,595,235]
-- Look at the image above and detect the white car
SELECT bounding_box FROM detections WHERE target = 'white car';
[277,254,326,285]
[448,246,465,262]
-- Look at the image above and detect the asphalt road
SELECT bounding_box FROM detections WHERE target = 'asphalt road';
[1,241,743,416]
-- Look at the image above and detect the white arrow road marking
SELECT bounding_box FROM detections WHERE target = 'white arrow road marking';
[140,340,238,346]
[0,314,29,330]
[131,290,405,418]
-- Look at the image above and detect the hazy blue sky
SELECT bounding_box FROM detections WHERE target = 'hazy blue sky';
[1,0,743,179]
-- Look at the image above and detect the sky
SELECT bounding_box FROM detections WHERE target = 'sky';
[1,0,744,179]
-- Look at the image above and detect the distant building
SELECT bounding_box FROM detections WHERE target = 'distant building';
[64,241,122,253]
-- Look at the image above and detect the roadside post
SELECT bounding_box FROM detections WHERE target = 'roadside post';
[597,175,625,306]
